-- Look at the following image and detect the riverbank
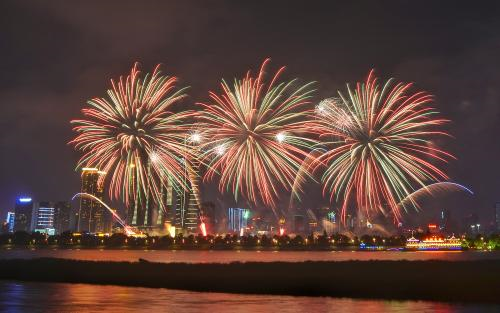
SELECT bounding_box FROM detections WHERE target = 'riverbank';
[0,258,498,303]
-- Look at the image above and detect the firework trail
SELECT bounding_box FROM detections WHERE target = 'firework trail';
[71,63,196,214]
[314,70,454,222]
[397,182,473,209]
[198,59,316,208]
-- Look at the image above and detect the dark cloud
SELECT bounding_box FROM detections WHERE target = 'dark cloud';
[1,0,500,226]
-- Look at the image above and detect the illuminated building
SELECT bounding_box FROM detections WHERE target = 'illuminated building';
[293,215,305,234]
[14,197,34,232]
[78,168,108,233]
[6,212,15,233]
[35,201,55,234]
[406,235,462,250]
[440,209,451,233]
[156,178,173,228]
[228,208,249,233]
[126,165,175,232]
[427,223,439,234]
[306,209,319,233]
[463,213,480,235]
[53,201,71,234]
[175,138,201,233]
[176,169,200,233]
[346,214,355,231]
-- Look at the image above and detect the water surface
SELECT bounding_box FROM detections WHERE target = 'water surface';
[0,248,499,263]
[0,281,497,313]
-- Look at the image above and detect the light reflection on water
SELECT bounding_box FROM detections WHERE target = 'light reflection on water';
[0,281,497,313]
[0,249,499,263]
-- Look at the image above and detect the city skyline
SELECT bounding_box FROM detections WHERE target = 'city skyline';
[1,2,500,312]
[2,1,500,227]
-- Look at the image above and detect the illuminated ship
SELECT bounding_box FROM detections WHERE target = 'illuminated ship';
[405,235,462,251]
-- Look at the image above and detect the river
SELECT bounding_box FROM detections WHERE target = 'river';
[0,281,498,313]
[0,248,499,263]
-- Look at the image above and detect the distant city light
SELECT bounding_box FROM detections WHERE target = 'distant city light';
[18,198,32,203]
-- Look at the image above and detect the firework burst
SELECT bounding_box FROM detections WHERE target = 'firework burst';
[314,70,453,221]
[70,63,195,213]
[198,59,316,208]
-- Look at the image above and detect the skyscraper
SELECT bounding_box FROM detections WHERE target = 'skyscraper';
[54,201,71,234]
[440,209,451,234]
[6,212,15,233]
[14,197,34,232]
[228,208,249,233]
[34,201,56,235]
[293,214,306,234]
[175,166,200,233]
[175,137,201,233]
[78,168,107,233]
[126,169,174,231]
[185,160,201,232]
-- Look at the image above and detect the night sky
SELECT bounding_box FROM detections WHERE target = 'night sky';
[1,1,499,227]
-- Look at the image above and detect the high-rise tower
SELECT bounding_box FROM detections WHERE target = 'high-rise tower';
[14,197,34,232]
[78,168,108,233]
[126,160,177,232]
[175,134,202,233]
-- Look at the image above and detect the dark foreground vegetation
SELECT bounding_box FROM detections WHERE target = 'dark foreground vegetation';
[1,231,499,250]
[0,258,498,303]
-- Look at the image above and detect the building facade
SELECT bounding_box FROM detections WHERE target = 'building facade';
[228,208,249,233]
[34,201,55,234]
[54,201,72,234]
[6,212,15,233]
[174,146,201,233]
[14,197,34,232]
[78,168,108,233]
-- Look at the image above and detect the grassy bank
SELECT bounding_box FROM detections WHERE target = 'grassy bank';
[0,258,498,303]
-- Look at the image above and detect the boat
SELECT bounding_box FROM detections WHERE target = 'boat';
[405,235,462,251]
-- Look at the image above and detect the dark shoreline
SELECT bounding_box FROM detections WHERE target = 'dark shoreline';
[0,258,499,303]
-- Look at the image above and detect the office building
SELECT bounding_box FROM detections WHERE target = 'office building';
[175,143,201,233]
[78,168,108,233]
[54,201,72,234]
[14,197,34,232]
[6,212,15,233]
[228,208,249,233]
[293,214,306,234]
[34,201,55,234]
[127,166,173,231]
[463,213,480,235]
